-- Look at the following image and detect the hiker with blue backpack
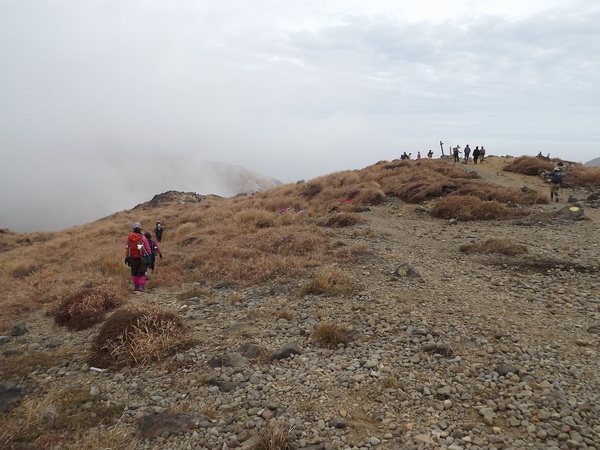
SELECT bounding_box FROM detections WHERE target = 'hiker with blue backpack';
[144,231,163,276]
[549,167,563,203]
[124,222,152,292]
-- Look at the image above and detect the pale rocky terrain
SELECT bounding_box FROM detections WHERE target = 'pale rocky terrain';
[2,156,599,449]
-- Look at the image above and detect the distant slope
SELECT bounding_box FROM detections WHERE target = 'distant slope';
[584,157,600,167]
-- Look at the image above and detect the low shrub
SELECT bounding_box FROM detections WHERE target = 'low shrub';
[460,239,528,255]
[88,306,189,368]
[503,156,554,176]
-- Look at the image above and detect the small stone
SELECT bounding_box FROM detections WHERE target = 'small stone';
[369,436,381,446]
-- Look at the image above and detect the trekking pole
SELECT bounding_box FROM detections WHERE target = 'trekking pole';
[528,198,538,220]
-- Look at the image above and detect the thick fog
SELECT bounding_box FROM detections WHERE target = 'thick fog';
[1,0,599,232]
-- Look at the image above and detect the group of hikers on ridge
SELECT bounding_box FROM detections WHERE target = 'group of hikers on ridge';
[400,149,435,160]
[453,145,486,164]
[124,221,164,292]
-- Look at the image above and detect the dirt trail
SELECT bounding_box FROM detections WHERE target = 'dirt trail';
[451,155,551,192]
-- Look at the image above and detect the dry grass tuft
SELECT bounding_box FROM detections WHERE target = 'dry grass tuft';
[0,387,125,448]
[99,257,126,276]
[311,322,352,348]
[54,288,124,331]
[297,266,359,296]
[11,263,43,279]
[333,244,372,263]
[0,350,72,380]
[460,239,528,255]
[252,421,295,450]
[430,195,520,221]
[300,182,323,199]
[323,212,366,228]
[567,165,600,188]
[88,306,189,368]
[449,182,547,205]
[276,309,295,321]
[503,156,554,176]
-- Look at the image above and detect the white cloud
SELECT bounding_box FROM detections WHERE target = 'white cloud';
[1,0,599,231]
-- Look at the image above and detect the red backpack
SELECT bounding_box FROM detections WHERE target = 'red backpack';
[127,233,147,258]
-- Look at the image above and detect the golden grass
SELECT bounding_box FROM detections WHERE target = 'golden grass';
[0,157,553,330]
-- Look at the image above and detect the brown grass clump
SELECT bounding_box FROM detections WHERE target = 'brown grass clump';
[311,322,352,348]
[567,165,600,188]
[449,182,547,205]
[430,195,521,221]
[88,306,189,368]
[323,213,366,228]
[363,159,479,203]
[297,266,359,297]
[460,239,529,255]
[54,288,124,331]
[503,156,554,176]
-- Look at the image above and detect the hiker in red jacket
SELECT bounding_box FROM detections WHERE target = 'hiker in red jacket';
[124,222,151,292]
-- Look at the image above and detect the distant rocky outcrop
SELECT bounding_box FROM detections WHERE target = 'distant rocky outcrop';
[204,161,282,195]
[133,162,282,209]
[584,156,600,167]
[133,191,208,209]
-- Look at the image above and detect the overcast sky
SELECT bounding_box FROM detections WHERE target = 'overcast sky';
[1,0,599,232]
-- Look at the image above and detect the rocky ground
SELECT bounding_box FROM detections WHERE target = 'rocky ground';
[2,157,599,449]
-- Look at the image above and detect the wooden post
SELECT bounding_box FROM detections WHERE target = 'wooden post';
[439,141,444,156]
